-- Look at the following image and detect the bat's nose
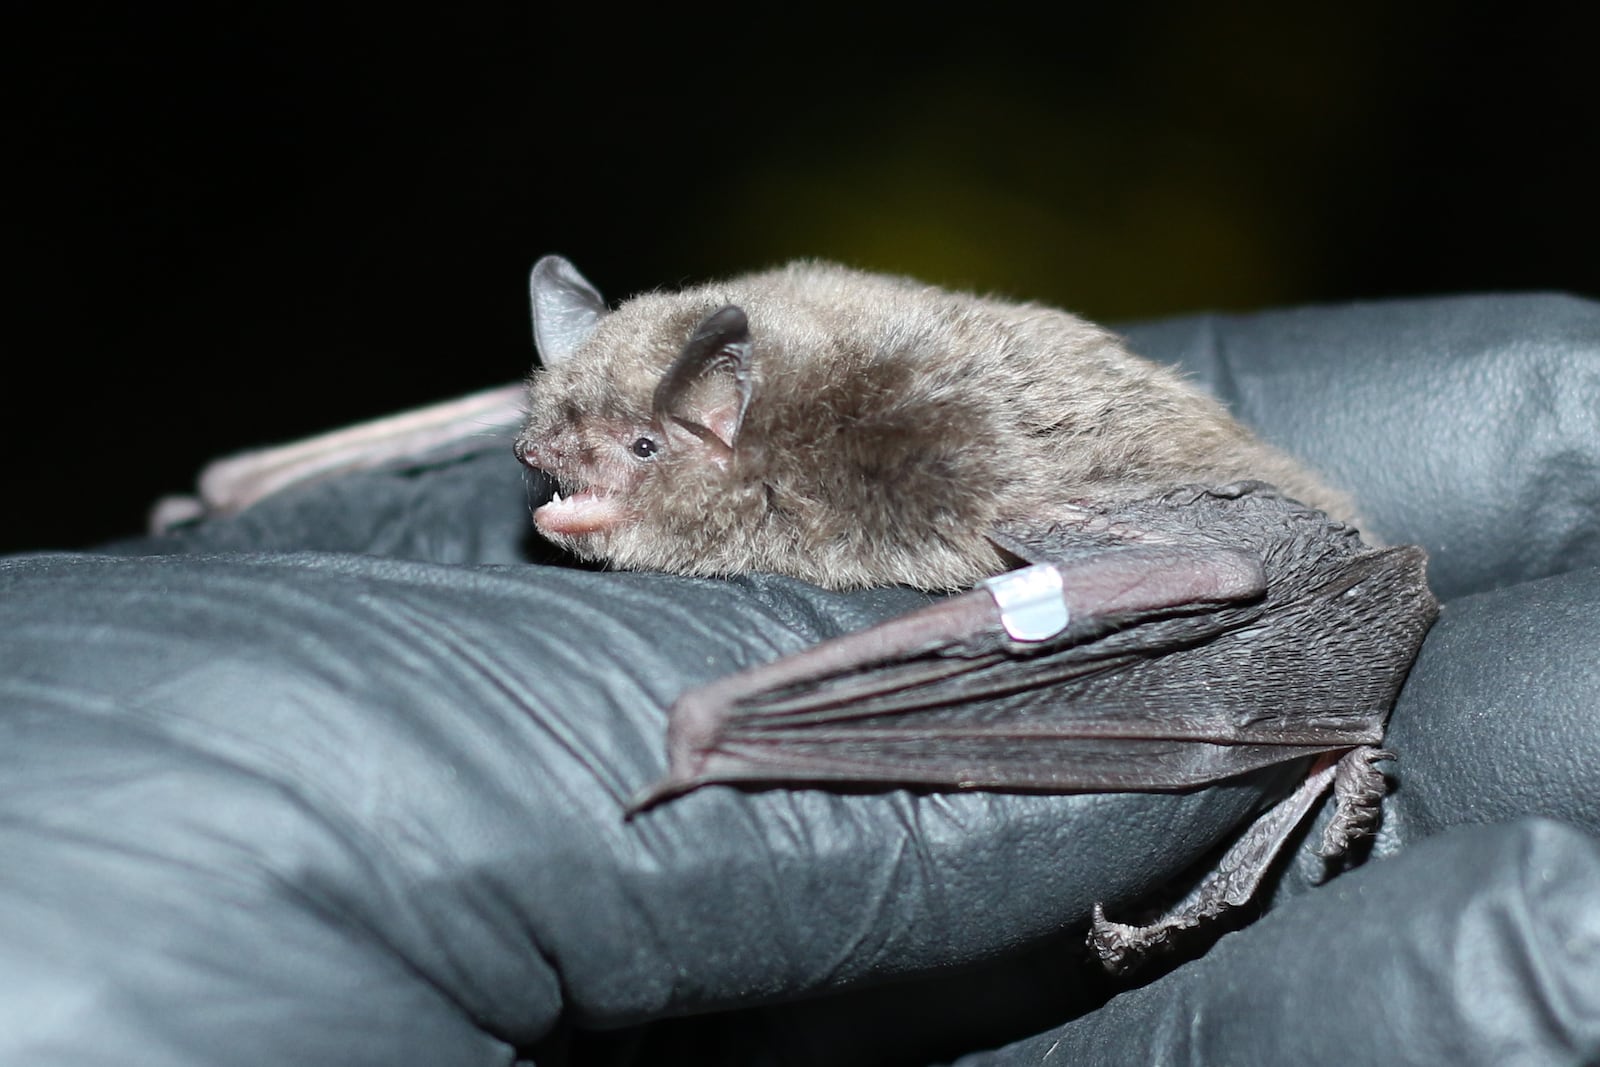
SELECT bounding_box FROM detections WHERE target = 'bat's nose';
[513,438,542,470]
[514,437,559,472]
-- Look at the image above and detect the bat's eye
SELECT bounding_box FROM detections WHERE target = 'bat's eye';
[629,436,660,460]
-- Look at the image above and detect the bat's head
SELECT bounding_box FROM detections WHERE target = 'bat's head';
[514,255,1014,589]
[514,255,772,579]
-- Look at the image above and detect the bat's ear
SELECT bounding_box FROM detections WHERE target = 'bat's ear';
[529,255,608,366]
[653,304,754,457]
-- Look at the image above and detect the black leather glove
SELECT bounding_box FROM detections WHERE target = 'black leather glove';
[2,293,1595,1066]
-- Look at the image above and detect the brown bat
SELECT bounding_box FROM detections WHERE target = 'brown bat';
[503,258,1429,967]
[169,257,1434,969]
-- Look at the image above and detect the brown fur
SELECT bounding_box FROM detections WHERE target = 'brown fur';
[515,260,1355,591]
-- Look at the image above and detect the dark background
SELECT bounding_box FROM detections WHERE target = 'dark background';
[9,4,1595,554]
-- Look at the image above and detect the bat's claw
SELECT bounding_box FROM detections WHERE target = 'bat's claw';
[1317,746,1394,858]
[1088,900,1192,975]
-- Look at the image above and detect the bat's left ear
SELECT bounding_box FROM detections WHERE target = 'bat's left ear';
[529,255,608,366]
[653,305,754,458]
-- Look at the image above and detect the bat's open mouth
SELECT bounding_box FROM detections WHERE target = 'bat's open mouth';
[534,485,624,536]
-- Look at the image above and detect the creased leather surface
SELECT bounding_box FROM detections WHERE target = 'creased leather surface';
[956,820,1600,1067]
[0,552,1282,1065]
[7,292,1599,1065]
[1124,293,1600,600]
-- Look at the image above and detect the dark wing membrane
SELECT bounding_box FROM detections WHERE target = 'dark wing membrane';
[634,485,1438,809]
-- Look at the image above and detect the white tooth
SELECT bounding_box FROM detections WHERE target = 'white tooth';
[551,490,563,504]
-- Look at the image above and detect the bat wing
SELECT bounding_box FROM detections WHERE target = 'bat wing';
[633,484,1437,807]
[152,384,527,530]
[631,484,1438,970]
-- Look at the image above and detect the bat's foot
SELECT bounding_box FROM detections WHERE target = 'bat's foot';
[1318,746,1394,858]
[1089,746,1392,973]
[1087,901,1197,974]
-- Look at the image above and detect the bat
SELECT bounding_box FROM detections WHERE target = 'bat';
[164,258,1436,968]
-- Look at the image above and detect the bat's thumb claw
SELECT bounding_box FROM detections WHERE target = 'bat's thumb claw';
[621,777,692,819]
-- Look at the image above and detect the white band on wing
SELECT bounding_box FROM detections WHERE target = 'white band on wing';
[979,564,1070,642]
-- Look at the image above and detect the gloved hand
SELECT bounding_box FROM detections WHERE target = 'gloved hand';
[2,293,1596,1066]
